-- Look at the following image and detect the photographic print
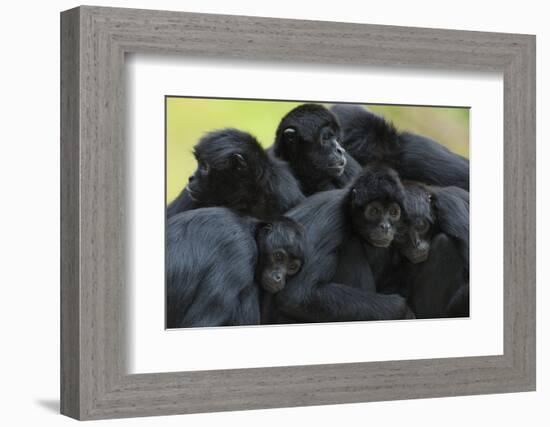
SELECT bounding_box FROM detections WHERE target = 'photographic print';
[61,8,535,418]
[165,97,470,329]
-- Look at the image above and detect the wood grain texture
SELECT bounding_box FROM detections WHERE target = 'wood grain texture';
[60,5,536,420]
[60,7,80,419]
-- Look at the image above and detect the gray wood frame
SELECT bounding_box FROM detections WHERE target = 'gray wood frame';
[60,5,536,420]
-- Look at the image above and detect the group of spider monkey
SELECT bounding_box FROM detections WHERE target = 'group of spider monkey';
[166,103,470,328]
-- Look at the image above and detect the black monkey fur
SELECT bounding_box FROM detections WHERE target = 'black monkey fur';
[166,208,306,328]
[331,104,469,190]
[271,165,414,323]
[167,129,305,219]
[380,182,470,318]
[270,104,362,195]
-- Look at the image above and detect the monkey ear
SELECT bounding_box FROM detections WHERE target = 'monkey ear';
[257,222,273,235]
[232,153,248,170]
[282,127,297,144]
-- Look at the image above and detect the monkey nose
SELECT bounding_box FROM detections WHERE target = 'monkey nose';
[380,223,391,232]
[272,272,283,282]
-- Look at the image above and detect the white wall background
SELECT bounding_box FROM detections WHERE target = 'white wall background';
[0,0,546,425]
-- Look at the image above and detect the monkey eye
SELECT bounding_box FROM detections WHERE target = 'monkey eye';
[389,206,401,217]
[273,250,285,262]
[288,259,302,274]
[416,219,429,233]
[199,161,210,173]
[368,206,380,216]
[261,223,273,233]
[320,129,332,145]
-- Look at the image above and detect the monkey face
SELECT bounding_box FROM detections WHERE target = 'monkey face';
[255,220,305,294]
[348,165,406,248]
[316,126,347,177]
[259,248,302,293]
[281,125,347,176]
[394,217,432,263]
[352,200,402,247]
[276,104,349,181]
[396,183,435,263]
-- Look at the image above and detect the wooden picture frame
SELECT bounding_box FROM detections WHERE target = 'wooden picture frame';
[60,5,536,420]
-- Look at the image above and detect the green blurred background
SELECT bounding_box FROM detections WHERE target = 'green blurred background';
[166,97,470,203]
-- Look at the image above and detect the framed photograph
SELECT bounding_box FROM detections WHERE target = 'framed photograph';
[61,6,536,420]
